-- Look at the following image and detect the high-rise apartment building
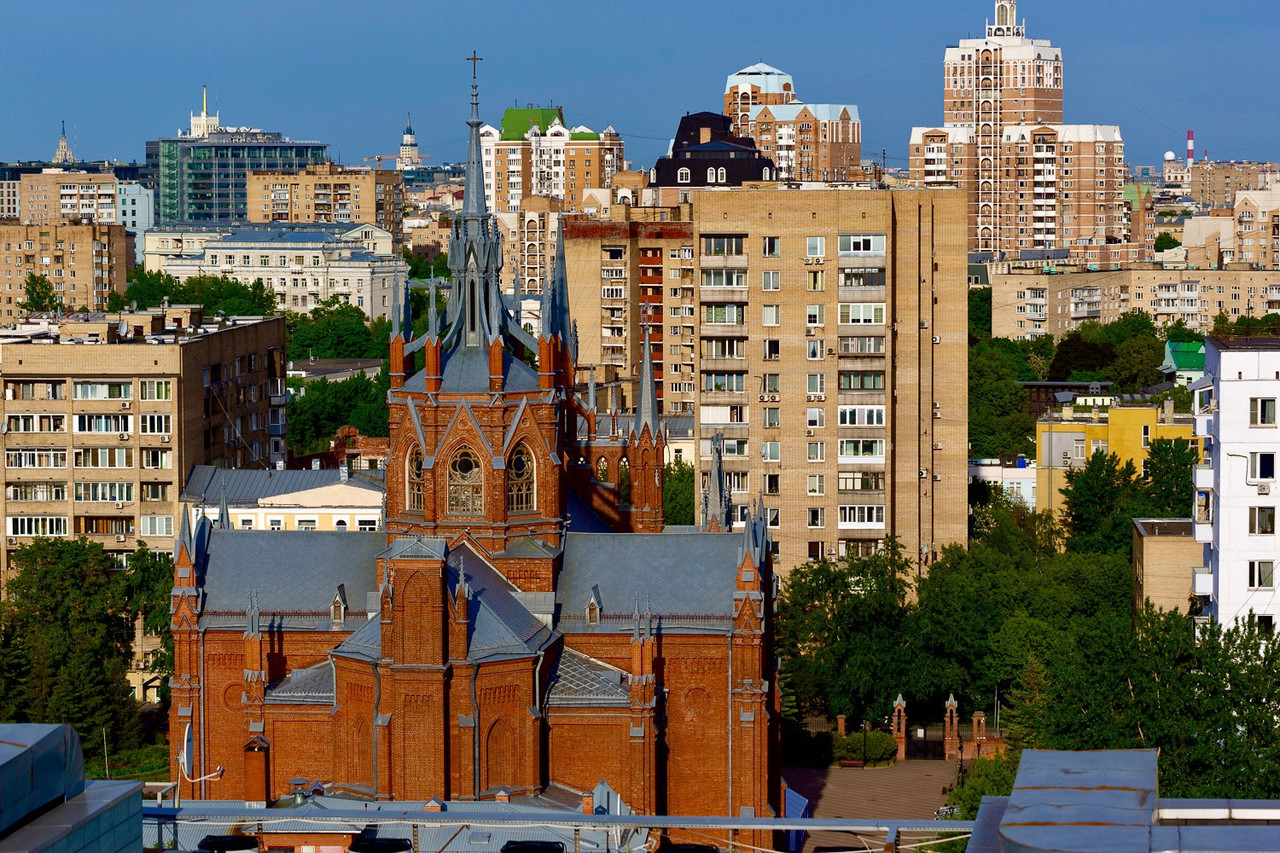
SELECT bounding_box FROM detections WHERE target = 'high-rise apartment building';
[688,186,969,573]
[19,170,118,225]
[246,163,404,241]
[908,1,1132,259]
[479,107,623,213]
[1193,337,1280,634]
[0,220,128,316]
[0,307,286,583]
[724,63,862,182]
[144,90,328,222]
[1187,161,1280,210]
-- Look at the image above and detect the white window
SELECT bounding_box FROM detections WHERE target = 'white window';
[763,408,780,428]
[1252,452,1276,481]
[7,516,68,536]
[74,482,134,502]
[139,414,171,434]
[1249,506,1275,535]
[838,234,886,255]
[140,380,172,400]
[358,519,379,532]
[73,381,132,400]
[806,236,825,256]
[807,474,825,496]
[807,374,826,394]
[838,505,886,529]
[839,303,886,325]
[762,237,781,257]
[762,271,780,291]
[761,441,780,462]
[762,305,780,326]
[1251,398,1276,426]
[677,168,690,183]
[1141,424,1151,448]
[297,519,317,531]
[838,438,886,461]
[807,407,825,428]
[807,507,825,528]
[75,414,131,433]
[141,449,171,469]
[701,269,746,288]
[6,448,67,468]
[806,304,825,325]
[140,515,173,537]
[1249,560,1274,589]
[807,441,825,462]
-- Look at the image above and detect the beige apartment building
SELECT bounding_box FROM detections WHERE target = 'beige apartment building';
[724,63,862,182]
[1178,189,1280,269]
[19,170,118,225]
[1186,161,1280,209]
[563,207,697,415]
[480,107,623,213]
[0,307,286,582]
[0,220,129,316]
[688,186,968,574]
[246,163,404,243]
[990,266,1280,339]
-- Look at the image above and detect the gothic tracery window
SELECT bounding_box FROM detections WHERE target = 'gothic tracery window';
[406,446,424,511]
[507,445,535,514]
[448,448,483,514]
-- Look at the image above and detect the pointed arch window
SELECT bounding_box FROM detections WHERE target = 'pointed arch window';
[507,445,535,514]
[448,448,483,514]
[406,446,424,511]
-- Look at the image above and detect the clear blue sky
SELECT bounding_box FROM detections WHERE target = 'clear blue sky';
[7,0,1280,172]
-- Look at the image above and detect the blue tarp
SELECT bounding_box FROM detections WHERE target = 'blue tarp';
[783,783,810,851]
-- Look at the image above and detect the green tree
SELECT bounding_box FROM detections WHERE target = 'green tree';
[1142,437,1198,518]
[661,459,695,526]
[1106,335,1163,392]
[0,538,144,757]
[968,287,991,340]
[777,540,912,720]
[1154,232,1181,252]
[287,300,387,361]
[286,369,390,455]
[1059,451,1144,554]
[1162,319,1203,344]
[946,751,1021,819]
[968,341,1034,458]
[19,273,62,313]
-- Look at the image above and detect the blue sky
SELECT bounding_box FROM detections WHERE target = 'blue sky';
[6,0,1280,172]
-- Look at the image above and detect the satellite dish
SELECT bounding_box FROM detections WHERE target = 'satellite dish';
[180,723,194,779]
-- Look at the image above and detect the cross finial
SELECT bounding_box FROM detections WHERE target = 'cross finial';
[467,51,483,79]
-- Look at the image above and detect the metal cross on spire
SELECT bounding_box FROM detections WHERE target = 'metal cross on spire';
[466,51,483,79]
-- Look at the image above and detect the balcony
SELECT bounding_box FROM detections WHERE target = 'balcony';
[1194,464,1214,490]
[699,287,748,304]
[699,356,747,373]
[1192,566,1214,598]
[699,255,749,270]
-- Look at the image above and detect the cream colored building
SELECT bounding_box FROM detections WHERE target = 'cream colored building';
[246,163,404,243]
[183,465,384,532]
[1132,518,1200,614]
[19,170,118,225]
[0,307,286,582]
[1187,161,1280,209]
[0,220,128,316]
[480,108,623,213]
[688,185,969,574]
[991,266,1280,339]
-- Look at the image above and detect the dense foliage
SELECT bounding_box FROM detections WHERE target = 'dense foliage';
[403,248,451,281]
[286,301,390,361]
[108,269,276,316]
[0,539,172,760]
[661,459,695,526]
[19,272,63,312]
[286,367,391,455]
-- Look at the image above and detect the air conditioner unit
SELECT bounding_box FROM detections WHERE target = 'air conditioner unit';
[6,537,16,545]
[933,474,943,482]
[1260,483,1271,495]
[919,468,928,479]
[920,319,929,329]
[806,429,815,437]
[933,411,942,419]
[826,547,837,556]
[114,501,124,509]
[806,395,816,402]
[932,401,941,409]
[121,401,131,410]
[815,257,824,265]
[769,394,780,402]
[827,347,836,356]
[803,257,814,265]
[932,336,942,344]
[118,432,128,440]
[933,442,943,450]
[115,534,126,542]
[805,327,816,336]
[161,435,170,443]
[759,395,767,402]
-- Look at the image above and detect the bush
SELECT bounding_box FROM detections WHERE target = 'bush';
[831,730,898,763]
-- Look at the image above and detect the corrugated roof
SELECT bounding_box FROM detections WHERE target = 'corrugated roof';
[749,103,859,123]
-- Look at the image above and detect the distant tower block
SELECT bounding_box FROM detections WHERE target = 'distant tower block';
[398,113,421,171]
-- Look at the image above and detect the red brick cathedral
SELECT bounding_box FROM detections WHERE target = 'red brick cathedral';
[169,77,780,823]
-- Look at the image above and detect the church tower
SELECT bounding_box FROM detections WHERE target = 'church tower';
[384,70,578,591]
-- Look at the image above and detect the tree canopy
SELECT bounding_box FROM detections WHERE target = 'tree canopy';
[286,300,390,361]
[662,459,695,526]
[19,273,62,313]
[108,269,276,316]
[286,366,391,455]
[968,341,1035,458]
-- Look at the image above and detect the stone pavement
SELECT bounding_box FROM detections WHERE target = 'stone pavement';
[783,760,958,852]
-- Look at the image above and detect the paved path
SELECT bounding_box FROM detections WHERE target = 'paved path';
[783,761,957,852]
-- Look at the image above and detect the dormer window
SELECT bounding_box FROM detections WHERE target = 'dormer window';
[586,600,600,626]
[331,586,347,628]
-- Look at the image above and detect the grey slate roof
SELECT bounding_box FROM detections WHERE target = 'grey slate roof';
[557,532,744,632]
[399,344,541,394]
[198,530,382,625]
[545,648,629,708]
[451,544,555,661]
[183,465,384,504]
[331,613,382,663]
[266,660,335,704]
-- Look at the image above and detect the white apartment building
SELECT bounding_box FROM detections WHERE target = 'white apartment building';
[19,170,118,225]
[162,228,405,319]
[117,182,155,265]
[1193,336,1280,634]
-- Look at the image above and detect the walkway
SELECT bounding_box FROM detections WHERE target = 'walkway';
[783,760,957,852]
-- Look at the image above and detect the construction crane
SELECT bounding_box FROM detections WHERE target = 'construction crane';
[362,152,433,170]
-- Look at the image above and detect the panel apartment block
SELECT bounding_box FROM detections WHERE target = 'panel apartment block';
[689,186,968,575]
[0,220,128,316]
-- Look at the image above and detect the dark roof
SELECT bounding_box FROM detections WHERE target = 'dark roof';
[182,466,383,504]
[330,612,382,663]
[198,531,383,626]
[545,648,629,708]
[266,661,335,704]
[557,532,744,632]
[451,544,555,661]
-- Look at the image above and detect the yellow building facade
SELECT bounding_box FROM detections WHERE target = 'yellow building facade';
[1036,404,1198,517]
